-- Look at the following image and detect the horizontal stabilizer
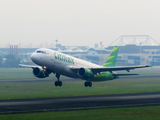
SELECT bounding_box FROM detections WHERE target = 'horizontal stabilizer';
[112,74,139,77]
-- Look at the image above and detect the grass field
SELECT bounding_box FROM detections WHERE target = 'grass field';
[1,77,160,99]
[1,106,160,120]
[0,68,160,100]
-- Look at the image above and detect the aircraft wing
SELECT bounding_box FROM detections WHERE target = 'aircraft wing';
[71,65,151,73]
[19,64,40,69]
[90,65,150,72]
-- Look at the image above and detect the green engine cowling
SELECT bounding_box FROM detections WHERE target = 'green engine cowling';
[33,67,51,78]
[78,68,94,78]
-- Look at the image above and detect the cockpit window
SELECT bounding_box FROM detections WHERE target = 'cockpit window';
[36,51,47,54]
[36,51,42,53]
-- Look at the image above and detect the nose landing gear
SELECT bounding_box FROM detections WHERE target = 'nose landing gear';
[55,73,62,87]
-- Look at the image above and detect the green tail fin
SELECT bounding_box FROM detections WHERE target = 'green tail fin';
[103,46,119,67]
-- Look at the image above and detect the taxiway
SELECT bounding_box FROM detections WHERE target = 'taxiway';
[0,92,160,114]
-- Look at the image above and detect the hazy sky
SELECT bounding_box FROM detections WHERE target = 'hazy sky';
[0,0,160,48]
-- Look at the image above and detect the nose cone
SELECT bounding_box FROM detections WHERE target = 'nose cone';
[31,53,36,63]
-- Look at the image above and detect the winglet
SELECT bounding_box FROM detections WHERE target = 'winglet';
[19,64,22,67]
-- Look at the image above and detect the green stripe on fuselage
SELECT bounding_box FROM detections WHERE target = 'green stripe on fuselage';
[89,72,119,82]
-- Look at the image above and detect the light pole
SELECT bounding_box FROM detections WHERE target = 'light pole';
[140,42,142,65]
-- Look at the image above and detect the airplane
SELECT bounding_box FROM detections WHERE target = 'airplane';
[19,46,150,87]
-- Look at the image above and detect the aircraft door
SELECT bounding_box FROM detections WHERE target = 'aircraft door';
[50,53,55,66]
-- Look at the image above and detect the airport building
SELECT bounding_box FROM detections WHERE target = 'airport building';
[0,35,160,66]
[107,35,160,66]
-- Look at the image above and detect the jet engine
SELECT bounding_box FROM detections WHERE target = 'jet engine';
[78,68,94,78]
[33,67,51,78]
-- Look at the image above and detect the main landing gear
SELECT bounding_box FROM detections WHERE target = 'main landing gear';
[55,73,62,87]
[84,81,92,87]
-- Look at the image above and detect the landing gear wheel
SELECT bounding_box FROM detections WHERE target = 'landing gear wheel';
[84,82,92,87]
[55,81,62,87]
[55,81,59,87]
[88,82,92,87]
[84,82,88,87]
[59,81,62,87]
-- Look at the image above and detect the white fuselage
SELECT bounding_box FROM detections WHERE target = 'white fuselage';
[31,48,101,78]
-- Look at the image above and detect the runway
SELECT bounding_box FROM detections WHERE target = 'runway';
[1,92,160,114]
